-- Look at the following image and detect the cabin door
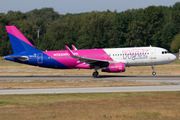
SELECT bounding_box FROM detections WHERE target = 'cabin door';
[151,48,156,59]
[37,53,43,64]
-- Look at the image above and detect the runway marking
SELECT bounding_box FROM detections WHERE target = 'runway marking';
[0,85,180,95]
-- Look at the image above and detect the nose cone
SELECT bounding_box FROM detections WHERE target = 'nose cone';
[171,54,177,62]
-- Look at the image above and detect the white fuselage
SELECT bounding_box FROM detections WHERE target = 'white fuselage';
[104,47,177,66]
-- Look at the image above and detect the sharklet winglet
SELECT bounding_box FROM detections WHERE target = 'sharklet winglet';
[72,45,77,50]
[65,45,75,56]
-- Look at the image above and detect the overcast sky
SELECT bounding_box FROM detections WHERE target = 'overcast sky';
[0,0,179,14]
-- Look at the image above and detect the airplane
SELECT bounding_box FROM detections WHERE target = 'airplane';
[4,26,177,77]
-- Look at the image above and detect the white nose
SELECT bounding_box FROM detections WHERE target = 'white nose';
[171,54,177,62]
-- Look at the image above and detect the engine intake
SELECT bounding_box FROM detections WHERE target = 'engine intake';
[101,63,126,73]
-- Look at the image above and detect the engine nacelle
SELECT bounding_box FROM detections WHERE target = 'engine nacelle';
[101,63,126,73]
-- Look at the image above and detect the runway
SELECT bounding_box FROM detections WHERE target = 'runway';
[0,75,180,83]
[0,75,180,94]
[0,85,180,95]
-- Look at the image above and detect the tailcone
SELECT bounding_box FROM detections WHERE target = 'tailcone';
[4,55,15,61]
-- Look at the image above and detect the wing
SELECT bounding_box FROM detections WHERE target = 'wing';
[65,45,109,67]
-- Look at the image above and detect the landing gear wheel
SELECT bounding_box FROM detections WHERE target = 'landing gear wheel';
[92,71,99,78]
[151,65,156,76]
[152,71,156,76]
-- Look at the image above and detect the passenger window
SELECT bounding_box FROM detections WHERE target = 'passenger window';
[162,51,164,54]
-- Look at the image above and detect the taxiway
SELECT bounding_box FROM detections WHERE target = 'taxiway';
[0,75,179,94]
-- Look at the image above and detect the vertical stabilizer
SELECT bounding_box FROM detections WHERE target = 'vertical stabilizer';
[6,26,39,54]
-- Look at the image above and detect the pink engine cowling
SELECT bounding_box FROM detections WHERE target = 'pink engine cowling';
[101,63,126,73]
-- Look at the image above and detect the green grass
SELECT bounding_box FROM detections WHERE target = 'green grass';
[0,92,180,120]
[0,80,170,89]
[0,57,25,66]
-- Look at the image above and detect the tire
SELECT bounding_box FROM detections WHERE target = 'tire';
[92,72,98,78]
[152,71,156,76]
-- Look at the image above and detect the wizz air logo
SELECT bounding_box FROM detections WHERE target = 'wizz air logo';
[122,49,149,60]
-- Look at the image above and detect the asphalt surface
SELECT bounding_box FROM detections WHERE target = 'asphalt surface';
[0,85,180,95]
[0,75,180,94]
[0,75,180,83]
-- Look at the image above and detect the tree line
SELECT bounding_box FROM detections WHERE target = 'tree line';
[0,2,180,56]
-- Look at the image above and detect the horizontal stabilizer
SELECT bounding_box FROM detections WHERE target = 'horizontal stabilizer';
[7,56,28,61]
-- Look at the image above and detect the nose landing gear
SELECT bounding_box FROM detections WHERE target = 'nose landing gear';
[151,65,156,76]
[152,71,156,76]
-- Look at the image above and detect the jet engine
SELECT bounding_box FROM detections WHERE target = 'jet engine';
[101,63,126,73]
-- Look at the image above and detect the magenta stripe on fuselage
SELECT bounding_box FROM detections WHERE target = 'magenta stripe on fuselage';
[43,49,113,69]
[6,26,34,47]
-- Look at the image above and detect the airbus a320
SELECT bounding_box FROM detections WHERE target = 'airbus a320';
[4,26,177,77]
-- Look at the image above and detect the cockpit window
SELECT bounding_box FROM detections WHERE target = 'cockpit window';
[162,51,169,54]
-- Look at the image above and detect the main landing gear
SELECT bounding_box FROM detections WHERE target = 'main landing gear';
[92,71,99,77]
[92,66,100,78]
[151,65,156,76]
